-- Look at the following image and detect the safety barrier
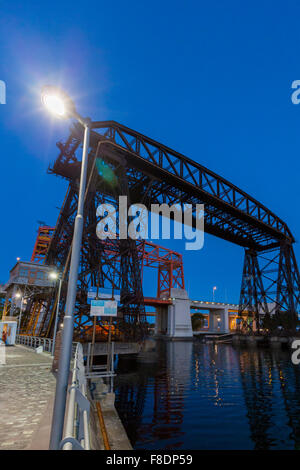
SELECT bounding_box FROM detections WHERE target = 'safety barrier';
[60,342,90,450]
[16,335,90,449]
[16,334,77,357]
[16,334,53,353]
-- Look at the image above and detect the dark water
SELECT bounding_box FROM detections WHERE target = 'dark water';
[113,340,300,450]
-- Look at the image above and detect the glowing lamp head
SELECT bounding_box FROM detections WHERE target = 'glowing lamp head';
[41,86,75,119]
[43,94,66,117]
[15,292,21,299]
[49,271,59,280]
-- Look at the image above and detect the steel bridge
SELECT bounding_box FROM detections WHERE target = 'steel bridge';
[17,120,300,339]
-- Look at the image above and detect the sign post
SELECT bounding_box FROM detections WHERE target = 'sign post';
[107,316,112,372]
[90,315,97,372]
[89,299,118,373]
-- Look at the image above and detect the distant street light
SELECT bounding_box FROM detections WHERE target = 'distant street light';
[42,85,91,450]
[213,286,217,302]
[49,271,62,358]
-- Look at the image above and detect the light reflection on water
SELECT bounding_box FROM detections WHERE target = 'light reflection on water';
[114,340,300,450]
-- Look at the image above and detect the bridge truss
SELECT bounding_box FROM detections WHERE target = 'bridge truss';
[20,120,300,337]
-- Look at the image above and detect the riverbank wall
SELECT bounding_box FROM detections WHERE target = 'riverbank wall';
[88,379,132,450]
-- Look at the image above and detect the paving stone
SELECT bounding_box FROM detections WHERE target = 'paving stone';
[0,345,56,450]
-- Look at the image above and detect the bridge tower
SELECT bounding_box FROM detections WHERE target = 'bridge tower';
[239,243,300,330]
[39,138,147,342]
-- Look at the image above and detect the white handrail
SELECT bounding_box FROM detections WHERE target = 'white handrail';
[62,343,90,450]
[16,335,90,450]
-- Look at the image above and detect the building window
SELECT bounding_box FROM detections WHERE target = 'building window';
[19,268,29,277]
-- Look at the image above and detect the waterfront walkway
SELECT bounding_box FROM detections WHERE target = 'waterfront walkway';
[0,345,55,450]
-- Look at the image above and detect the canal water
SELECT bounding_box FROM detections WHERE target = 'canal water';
[113,340,300,450]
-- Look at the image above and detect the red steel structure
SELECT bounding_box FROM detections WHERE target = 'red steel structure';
[31,227,184,300]
[26,228,184,338]
[140,241,185,298]
[31,226,55,264]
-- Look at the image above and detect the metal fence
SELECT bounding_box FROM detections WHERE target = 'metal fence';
[60,343,90,450]
[16,334,53,353]
[85,341,115,393]
[16,335,91,449]
[16,334,77,357]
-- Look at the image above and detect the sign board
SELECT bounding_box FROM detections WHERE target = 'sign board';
[90,299,118,317]
[87,287,120,304]
[0,321,17,345]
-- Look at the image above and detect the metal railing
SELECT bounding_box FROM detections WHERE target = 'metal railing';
[86,341,115,393]
[60,343,90,450]
[16,334,53,353]
[16,334,77,357]
[16,334,90,449]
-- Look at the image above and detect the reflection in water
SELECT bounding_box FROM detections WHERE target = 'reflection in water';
[114,340,300,450]
[274,354,300,449]
[238,349,279,449]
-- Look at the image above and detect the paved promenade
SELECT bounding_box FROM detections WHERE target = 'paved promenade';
[0,345,56,450]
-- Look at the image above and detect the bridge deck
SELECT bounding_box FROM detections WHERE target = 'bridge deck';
[0,345,55,450]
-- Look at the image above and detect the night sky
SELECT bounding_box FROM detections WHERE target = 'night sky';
[1,0,300,302]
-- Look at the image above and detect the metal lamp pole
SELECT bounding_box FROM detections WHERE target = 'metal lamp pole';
[49,113,91,450]
[213,286,217,302]
[17,296,24,335]
[51,277,62,357]
[42,86,128,449]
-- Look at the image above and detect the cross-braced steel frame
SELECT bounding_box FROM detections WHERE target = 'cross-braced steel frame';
[42,166,147,341]
[239,244,300,330]
[140,242,185,298]
[24,120,300,338]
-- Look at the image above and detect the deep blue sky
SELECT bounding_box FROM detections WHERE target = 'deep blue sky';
[1,0,300,302]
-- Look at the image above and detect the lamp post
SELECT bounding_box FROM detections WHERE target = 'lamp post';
[15,292,23,335]
[41,85,91,449]
[213,286,217,302]
[49,271,62,357]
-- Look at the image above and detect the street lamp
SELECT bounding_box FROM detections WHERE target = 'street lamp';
[15,292,23,335]
[49,271,62,357]
[41,85,76,119]
[213,286,217,302]
[42,85,91,450]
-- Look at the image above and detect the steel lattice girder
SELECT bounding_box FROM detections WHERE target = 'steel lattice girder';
[43,170,147,340]
[239,244,300,326]
[31,226,55,264]
[48,121,294,250]
[11,285,55,336]
[44,120,300,331]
